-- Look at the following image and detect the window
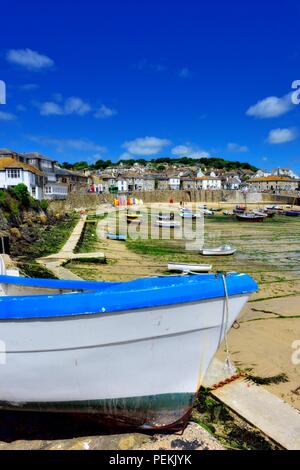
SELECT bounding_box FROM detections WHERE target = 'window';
[45,186,52,194]
[7,169,21,178]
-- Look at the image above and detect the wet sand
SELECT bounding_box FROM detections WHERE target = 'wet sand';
[67,202,300,411]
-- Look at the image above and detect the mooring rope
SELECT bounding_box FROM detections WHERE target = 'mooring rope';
[221,273,235,374]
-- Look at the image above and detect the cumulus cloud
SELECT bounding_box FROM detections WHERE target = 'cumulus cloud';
[64,97,91,115]
[40,97,91,116]
[171,144,210,159]
[6,49,54,70]
[226,142,249,153]
[0,111,17,121]
[27,135,106,153]
[122,136,171,156]
[267,128,297,144]
[246,94,292,118]
[94,104,117,119]
[40,102,64,116]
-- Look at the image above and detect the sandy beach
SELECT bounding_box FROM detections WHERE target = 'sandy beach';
[65,202,300,412]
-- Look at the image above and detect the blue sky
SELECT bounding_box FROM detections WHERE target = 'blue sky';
[0,0,300,173]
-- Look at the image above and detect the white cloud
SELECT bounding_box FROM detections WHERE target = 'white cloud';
[7,49,54,70]
[39,97,91,116]
[0,111,17,121]
[267,128,297,144]
[94,104,117,119]
[227,142,249,153]
[28,135,106,153]
[64,97,91,115]
[40,101,64,116]
[178,67,192,78]
[171,144,210,159]
[122,136,171,156]
[246,94,292,118]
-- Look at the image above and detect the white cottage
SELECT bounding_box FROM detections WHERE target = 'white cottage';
[0,157,44,200]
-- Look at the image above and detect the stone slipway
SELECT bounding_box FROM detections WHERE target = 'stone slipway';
[37,216,105,280]
[203,359,300,450]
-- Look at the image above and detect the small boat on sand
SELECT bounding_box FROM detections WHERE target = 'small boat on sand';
[199,208,214,216]
[106,232,127,241]
[127,213,142,224]
[200,245,236,256]
[233,205,246,214]
[167,263,212,273]
[285,210,300,217]
[155,220,181,228]
[0,271,257,430]
[252,210,268,218]
[236,213,265,222]
[223,210,234,216]
[179,213,202,219]
[157,213,175,221]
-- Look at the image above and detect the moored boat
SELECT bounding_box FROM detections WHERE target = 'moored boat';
[155,220,181,228]
[252,210,268,218]
[233,205,246,214]
[200,245,236,256]
[198,208,214,216]
[285,210,300,217]
[127,213,142,224]
[106,232,127,241]
[236,213,265,222]
[167,263,212,273]
[0,272,257,430]
[179,212,202,219]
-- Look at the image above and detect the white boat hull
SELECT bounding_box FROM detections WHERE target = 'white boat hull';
[0,294,248,429]
[200,249,236,256]
[167,263,212,273]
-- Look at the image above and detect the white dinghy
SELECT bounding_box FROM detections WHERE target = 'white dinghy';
[167,263,212,273]
[200,245,236,256]
[0,272,256,430]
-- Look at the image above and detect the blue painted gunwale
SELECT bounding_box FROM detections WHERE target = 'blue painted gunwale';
[0,273,257,320]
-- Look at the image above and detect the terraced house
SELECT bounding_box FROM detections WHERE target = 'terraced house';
[0,157,44,200]
[248,176,300,192]
[0,149,88,200]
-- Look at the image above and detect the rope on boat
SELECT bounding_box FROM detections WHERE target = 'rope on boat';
[184,270,235,374]
[221,273,235,375]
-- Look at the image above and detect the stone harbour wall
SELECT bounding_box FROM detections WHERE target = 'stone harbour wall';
[48,190,299,213]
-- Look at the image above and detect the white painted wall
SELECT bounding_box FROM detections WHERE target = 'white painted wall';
[0,169,43,200]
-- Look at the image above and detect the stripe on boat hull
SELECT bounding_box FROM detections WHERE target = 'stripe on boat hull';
[0,393,195,430]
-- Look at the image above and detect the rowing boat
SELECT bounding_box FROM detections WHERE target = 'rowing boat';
[155,220,181,228]
[106,233,127,241]
[179,213,202,219]
[0,271,257,430]
[236,213,265,222]
[167,263,212,273]
[200,245,236,256]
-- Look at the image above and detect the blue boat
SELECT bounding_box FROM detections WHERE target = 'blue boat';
[285,211,300,217]
[106,232,127,240]
[0,272,257,430]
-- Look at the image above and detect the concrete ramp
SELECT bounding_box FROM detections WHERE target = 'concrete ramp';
[204,359,300,450]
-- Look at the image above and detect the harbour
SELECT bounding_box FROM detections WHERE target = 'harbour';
[0,196,299,450]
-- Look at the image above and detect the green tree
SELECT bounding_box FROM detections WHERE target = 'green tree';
[13,183,31,208]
